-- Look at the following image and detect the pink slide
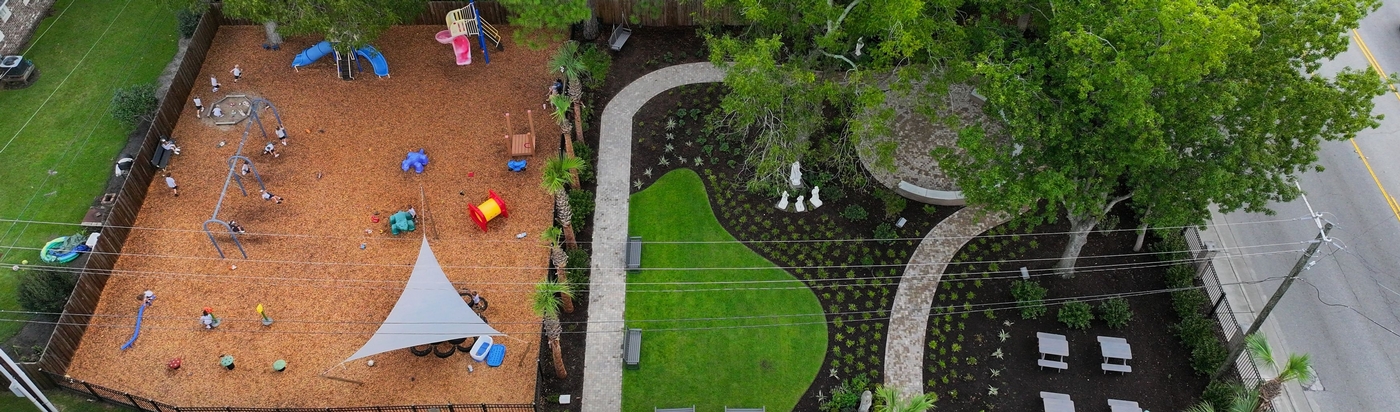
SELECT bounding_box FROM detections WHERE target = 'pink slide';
[435,30,472,66]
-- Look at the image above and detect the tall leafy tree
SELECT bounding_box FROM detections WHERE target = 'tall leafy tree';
[498,0,591,49]
[703,0,971,191]
[1246,334,1313,411]
[531,279,574,379]
[938,0,1384,275]
[223,0,423,52]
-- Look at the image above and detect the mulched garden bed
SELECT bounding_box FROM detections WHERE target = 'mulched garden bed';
[926,208,1209,411]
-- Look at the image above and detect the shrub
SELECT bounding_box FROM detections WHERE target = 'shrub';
[820,373,870,412]
[922,204,938,215]
[872,189,907,219]
[873,223,896,244]
[566,248,590,284]
[840,204,868,221]
[1010,280,1048,319]
[18,268,78,313]
[573,144,597,184]
[568,189,594,230]
[1171,289,1209,318]
[176,8,202,38]
[1201,379,1241,411]
[110,83,158,129]
[1097,297,1133,329]
[1166,263,1196,288]
[578,43,612,90]
[1057,301,1093,329]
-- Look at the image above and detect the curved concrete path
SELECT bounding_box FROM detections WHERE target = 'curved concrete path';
[583,62,725,412]
[883,207,1010,398]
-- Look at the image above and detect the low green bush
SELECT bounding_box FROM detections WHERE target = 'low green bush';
[840,204,868,221]
[18,268,78,313]
[1010,280,1048,319]
[1166,264,1196,288]
[1057,301,1093,330]
[922,204,938,215]
[579,43,612,90]
[573,144,596,184]
[872,223,896,244]
[110,83,158,129]
[1098,297,1133,329]
[176,8,202,38]
[1171,289,1209,318]
[820,373,870,412]
[872,189,907,219]
[569,189,595,231]
[566,248,591,292]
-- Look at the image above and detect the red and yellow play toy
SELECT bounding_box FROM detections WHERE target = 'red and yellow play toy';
[467,190,509,232]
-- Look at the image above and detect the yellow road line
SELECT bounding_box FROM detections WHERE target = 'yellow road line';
[1348,30,1400,223]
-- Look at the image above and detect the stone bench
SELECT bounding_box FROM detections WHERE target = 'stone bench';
[626,236,642,272]
[895,180,965,206]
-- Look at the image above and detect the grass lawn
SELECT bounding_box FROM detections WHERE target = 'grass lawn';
[0,388,135,412]
[623,169,826,412]
[0,0,178,340]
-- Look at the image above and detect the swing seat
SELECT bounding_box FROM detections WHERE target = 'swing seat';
[609,24,632,51]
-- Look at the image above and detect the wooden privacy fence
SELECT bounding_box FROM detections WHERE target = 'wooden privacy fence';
[36,8,222,378]
[45,370,537,412]
[218,1,741,27]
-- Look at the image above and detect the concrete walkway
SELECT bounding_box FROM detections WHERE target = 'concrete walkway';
[582,62,725,412]
[883,207,1010,398]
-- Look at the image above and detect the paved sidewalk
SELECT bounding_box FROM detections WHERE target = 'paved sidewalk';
[883,207,1008,398]
[582,62,724,412]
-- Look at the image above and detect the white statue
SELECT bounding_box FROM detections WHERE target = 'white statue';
[789,161,803,187]
[858,390,873,412]
[776,191,790,211]
[795,196,807,212]
[809,186,823,209]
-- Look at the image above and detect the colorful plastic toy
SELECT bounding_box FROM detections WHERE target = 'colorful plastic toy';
[467,190,509,232]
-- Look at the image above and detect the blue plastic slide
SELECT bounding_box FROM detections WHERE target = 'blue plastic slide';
[355,45,390,77]
[120,304,147,350]
[292,41,334,68]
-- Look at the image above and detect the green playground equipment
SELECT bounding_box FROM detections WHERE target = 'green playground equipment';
[390,211,416,235]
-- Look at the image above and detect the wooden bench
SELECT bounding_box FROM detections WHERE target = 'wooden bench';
[1037,359,1068,371]
[1101,363,1132,374]
[626,236,642,272]
[624,328,642,369]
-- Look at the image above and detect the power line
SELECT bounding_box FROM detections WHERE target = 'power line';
[0,215,1316,245]
[0,274,1289,336]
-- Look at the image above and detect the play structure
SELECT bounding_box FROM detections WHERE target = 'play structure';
[466,190,509,232]
[401,149,429,173]
[201,99,285,259]
[470,335,493,362]
[441,1,503,65]
[507,159,527,172]
[120,302,149,350]
[292,41,390,80]
[40,234,90,264]
[505,111,536,157]
[389,211,415,235]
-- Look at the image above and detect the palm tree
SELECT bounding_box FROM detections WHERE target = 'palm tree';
[531,279,574,379]
[548,41,588,143]
[874,386,936,412]
[1246,333,1313,411]
[549,93,581,187]
[1182,383,1260,412]
[542,155,586,249]
[541,226,574,313]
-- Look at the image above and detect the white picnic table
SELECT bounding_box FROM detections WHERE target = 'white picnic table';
[1040,391,1076,412]
[1038,332,1069,358]
[1108,399,1142,412]
[1098,336,1132,361]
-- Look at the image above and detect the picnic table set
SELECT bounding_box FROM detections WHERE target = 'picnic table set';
[1035,332,1144,412]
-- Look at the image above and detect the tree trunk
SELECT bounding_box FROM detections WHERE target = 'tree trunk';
[573,101,586,143]
[556,192,579,249]
[550,337,567,379]
[263,21,283,46]
[1054,212,1099,278]
[1133,222,1149,251]
[563,132,580,188]
[562,223,578,249]
[582,1,600,41]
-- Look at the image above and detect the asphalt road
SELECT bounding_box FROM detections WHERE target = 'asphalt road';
[1211,5,1400,411]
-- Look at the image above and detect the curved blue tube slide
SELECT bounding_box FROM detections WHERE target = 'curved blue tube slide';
[120,304,146,350]
[355,45,390,77]
[292,41,334,68]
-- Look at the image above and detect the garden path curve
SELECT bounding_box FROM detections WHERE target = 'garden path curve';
[884,207,1011,399]
[583,62,725,412]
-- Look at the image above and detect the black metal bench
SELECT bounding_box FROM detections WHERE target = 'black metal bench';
[624,328,642,369]
[626,236,642,272]
[152,145,173,169]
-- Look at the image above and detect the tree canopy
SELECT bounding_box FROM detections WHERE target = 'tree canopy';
[498,0,591,49]
[936,0,1385,273]
[223,0,423,51]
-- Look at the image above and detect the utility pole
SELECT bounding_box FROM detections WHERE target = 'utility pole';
[1213,222,1332,381]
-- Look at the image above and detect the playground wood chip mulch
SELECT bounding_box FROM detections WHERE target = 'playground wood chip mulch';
[64,25,561,408]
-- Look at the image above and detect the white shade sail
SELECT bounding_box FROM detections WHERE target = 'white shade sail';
[343,237,501,363]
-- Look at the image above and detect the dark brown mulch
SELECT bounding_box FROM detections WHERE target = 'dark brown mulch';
[926,208,1208,411]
